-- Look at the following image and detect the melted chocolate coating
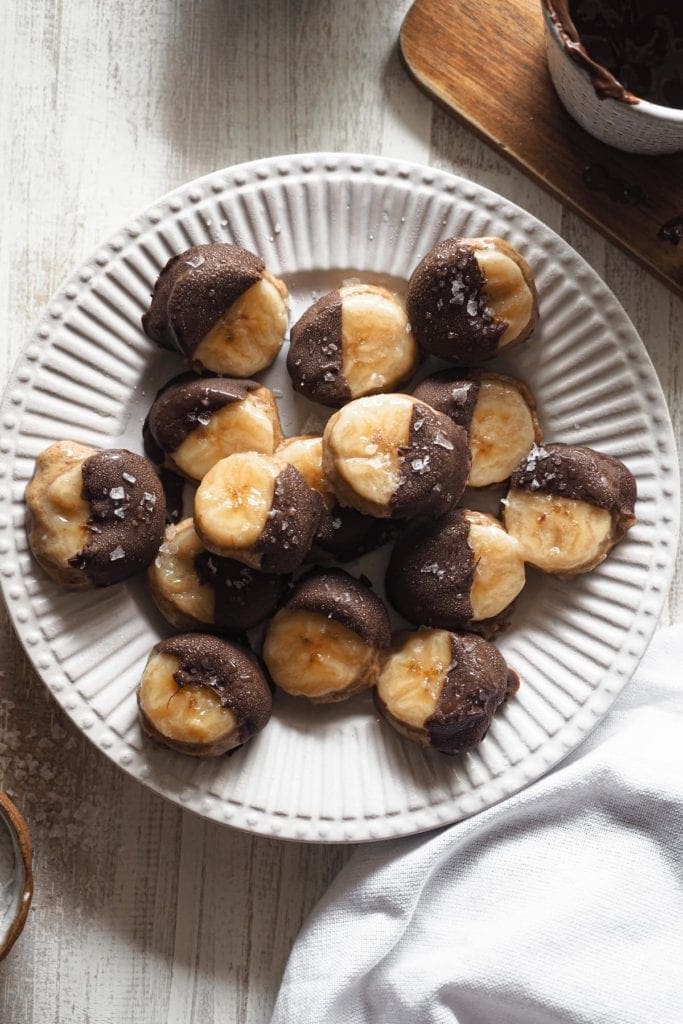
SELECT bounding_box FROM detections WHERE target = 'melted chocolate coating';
[392,404,470,517]
[426,634,516,755]
[510,443,636,516]
[283,569,391,649]
[315,503,394,562]
[255,464,320,573]
[287,291,349,406]
[153,633,271,742]
[142,243,264,357]
[412,372,481,432]
[149,376,261,455]
[386,510,475,629]
[194,552,286,632]
[70,450,166,586]
[406,239,506,362]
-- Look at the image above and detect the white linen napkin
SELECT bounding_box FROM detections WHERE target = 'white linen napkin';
[271,625,683,1024]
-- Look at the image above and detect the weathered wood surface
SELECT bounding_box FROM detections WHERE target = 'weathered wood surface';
[0,1,680,1021]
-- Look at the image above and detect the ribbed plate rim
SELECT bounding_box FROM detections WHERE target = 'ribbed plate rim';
[0,152,678,843]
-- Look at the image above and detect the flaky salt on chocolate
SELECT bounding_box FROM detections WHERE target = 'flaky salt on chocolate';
[138,633,272,757]
[142,242,288,377]
[406,237,538,364]
[25,441,166,588]
[503,442,637,577]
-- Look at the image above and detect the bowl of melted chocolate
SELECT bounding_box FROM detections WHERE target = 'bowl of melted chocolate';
[542,0,683,153]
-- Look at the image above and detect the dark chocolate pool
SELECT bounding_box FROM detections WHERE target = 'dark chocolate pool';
[572,0,683,108]
[548,0,683,108]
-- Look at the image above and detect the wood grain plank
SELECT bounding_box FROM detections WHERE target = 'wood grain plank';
[401,0,683,296]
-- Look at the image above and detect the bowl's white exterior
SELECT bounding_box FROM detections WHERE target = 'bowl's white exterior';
[542,4,683,155]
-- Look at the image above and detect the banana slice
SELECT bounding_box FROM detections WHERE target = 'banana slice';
[375,628,519,755]
[194,452,320,572]
[148,518,286,632]
[274,435,391,560]
[406,236,538,363]
[142,243,288,377]
[137,634,272,757]
[503,443,637,577]
[26,441,166,588]
[262,570,391,702]
[322,394,470,519]
[466,511,526,620]
[147,375,283,483]
[386,508,526,636]
[413,370,542,487]
[25,441,93,587]
[287,283,418,406]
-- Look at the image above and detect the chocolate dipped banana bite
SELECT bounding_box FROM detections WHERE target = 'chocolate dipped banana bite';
[146,374,283,482]
[386,508,526,636]
[26,441,166,588]
[322,394,470,519]
[287,283,418,406]
[263,569,391,702]
[143,243,288,376]
[193,453,320,572]
[407,237,538,363]
[274,434,391,561]
[503,443,637,577]
[375,628,519,755]
[413,370,542,487]
[149,518,286,633]
[138,633,272,757]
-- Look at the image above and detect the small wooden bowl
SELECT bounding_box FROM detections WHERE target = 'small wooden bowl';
[0,792,33,960]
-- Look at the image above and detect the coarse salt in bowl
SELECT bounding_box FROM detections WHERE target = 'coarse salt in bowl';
[0,793,33,960]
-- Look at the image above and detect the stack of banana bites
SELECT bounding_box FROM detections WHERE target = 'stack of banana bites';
[25,237,637,763]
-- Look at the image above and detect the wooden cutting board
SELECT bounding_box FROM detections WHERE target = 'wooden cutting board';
[400,0,683,297]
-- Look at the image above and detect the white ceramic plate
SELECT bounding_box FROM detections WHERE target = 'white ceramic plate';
[0,154,678,843]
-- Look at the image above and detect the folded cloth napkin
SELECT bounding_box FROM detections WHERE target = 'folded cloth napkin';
[271,625,683,1024]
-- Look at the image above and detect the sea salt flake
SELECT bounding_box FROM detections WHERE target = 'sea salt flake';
[466,297,478,317]
[420,562,445,579]
[122,472,136,484]
[411,456,430,474]
[109,546,125,561]
[109,486,125,500]
[323,371,336,382]
[113,507,126,519]
[434,432,454,451]
[197,413,211,426]
[142,492,156,505]
[185,255,205,269]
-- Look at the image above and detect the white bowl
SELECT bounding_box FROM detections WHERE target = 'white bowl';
[541,1,683,154]
[0,793,33,960]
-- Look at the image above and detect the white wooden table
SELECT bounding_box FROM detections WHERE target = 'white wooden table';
[1,2,680,1020]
